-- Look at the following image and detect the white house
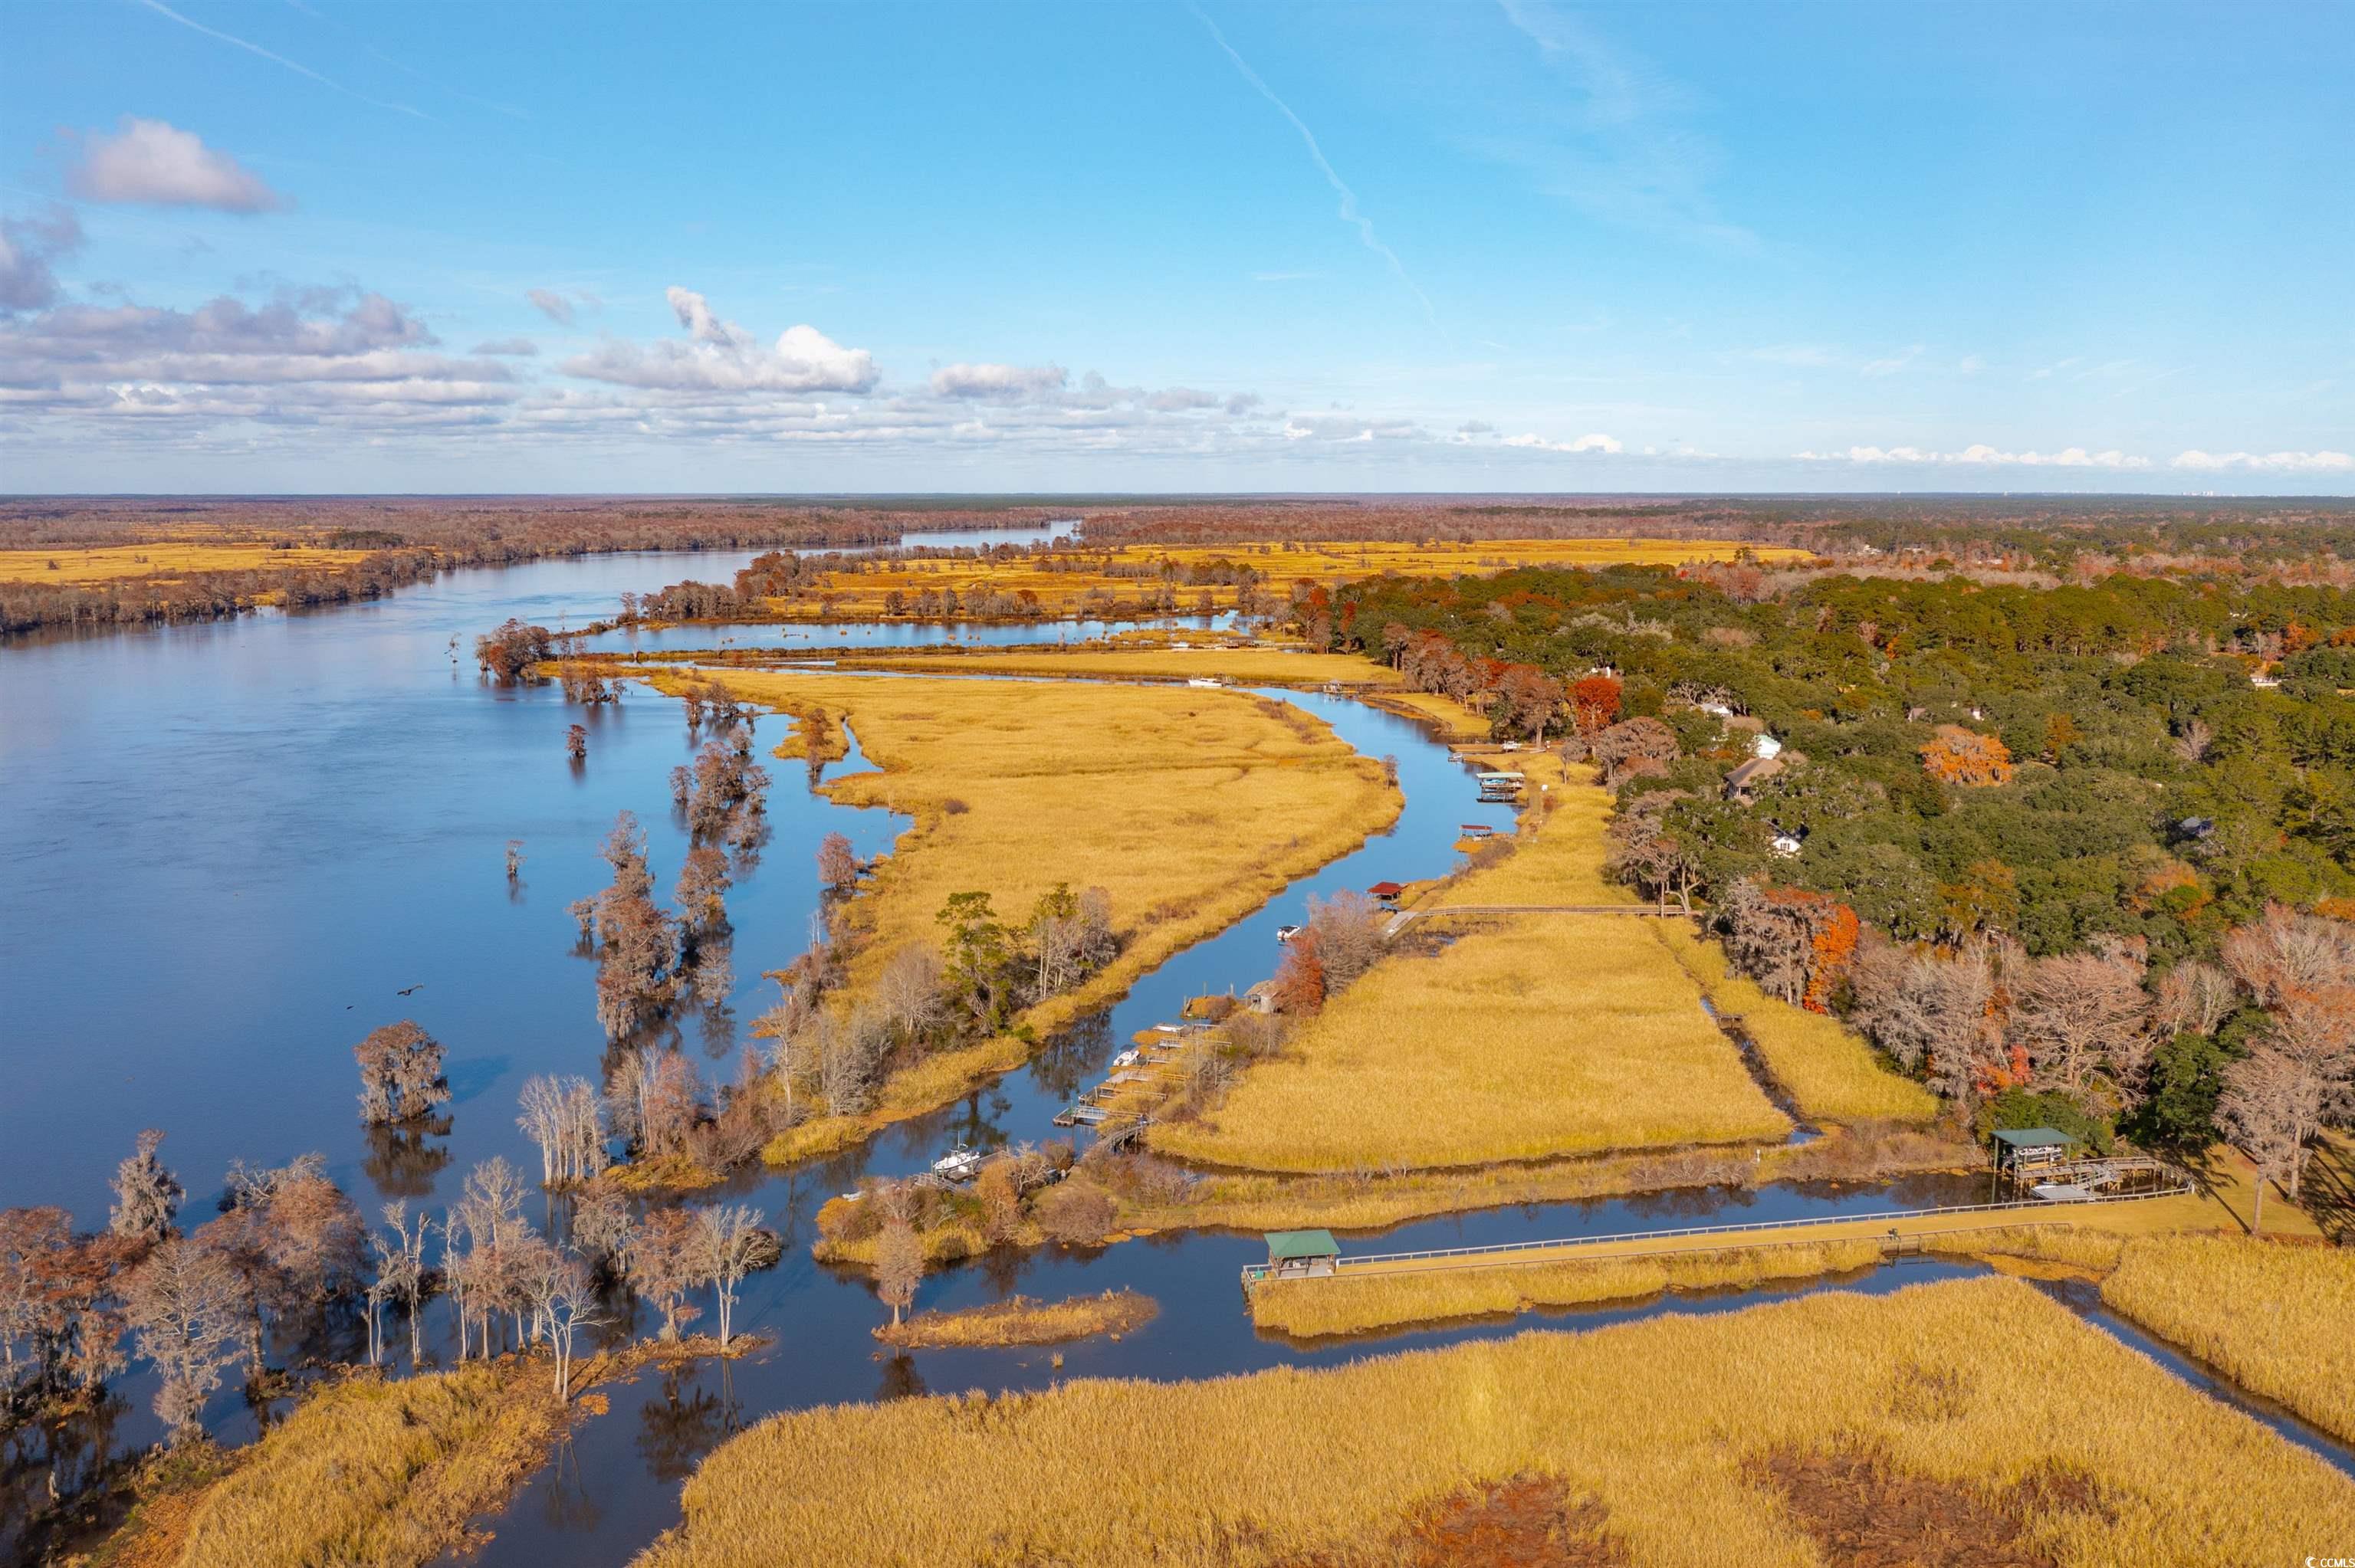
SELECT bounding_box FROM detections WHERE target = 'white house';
[1752,733,1783,760]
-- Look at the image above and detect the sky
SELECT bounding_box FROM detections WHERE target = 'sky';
[0,0,2348,495]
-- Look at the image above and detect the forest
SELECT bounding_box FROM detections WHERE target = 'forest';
[1327,553,2355,1171]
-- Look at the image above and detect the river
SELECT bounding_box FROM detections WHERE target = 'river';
[1,546,2341,1562]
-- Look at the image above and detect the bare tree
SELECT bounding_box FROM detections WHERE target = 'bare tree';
[518,1074,609,1187]
[607,1048,705,1160]
[1849,937,2002,1100]
[2010,947,2150,1098]
[109,1129,182,1244]
[1588,717,1680,785]
[626,1207,701,1341]
[875,946,945,1040]
[2153,959,2237,1038]
[691,1205,765,1351]
[874,1219,925,1327]
[568,1186,636,1269]
[675,845,733,937]
[527,1248,599,1399]
[123,1238,248,1447]
[367,1202,430,1367]
[353,1020,450,1127]
[817,831,860,893]
[816,1008,888,1116]
[1302,890,1388,993]
[2219,1047,2322,1234]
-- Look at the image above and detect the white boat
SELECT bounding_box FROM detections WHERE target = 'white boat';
[1276,923,1302,943]
[1112,1048,1140,1068]
[1186,676,1224,689]
[930,1143,985,1183]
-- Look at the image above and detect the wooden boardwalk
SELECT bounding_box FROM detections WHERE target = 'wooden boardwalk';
[1383,903,1683,936]
[1243,1178,2197,1287]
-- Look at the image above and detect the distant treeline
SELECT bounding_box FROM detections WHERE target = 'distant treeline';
[0,500,1069,636]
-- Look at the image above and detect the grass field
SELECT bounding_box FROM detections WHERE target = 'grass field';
[636,1277,2355,1567]
[818,645,1402,687]
[1653,922,1940,1124]
[0,542,374,586]
[139,1361,567,1568]
[667,670,1398,1156]
[2102,1233,2355,1443]
[1148,915,1788,1173]
[874,1289,1157,1348]
[765,537,1809,621]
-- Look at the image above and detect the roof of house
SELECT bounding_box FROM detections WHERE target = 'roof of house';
[1992,1127,2081,1149]
[1367,881,1404,896]
[1264,1228,1342,1261]
[1725,756,1784,787]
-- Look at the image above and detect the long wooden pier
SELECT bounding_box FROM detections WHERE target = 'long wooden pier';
[1239,1174,2196,1288]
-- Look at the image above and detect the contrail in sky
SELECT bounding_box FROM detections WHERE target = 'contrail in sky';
[134,0,432,120]
[1192,7,1437,327]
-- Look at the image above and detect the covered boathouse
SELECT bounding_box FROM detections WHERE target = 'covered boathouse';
[1260,1229,1341,1279]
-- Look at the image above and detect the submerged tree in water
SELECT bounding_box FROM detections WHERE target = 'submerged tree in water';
[108,1129,182,1244]
[353,1020,451,1127]
[123,1236,247,1447]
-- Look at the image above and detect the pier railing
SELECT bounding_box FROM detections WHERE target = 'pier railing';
[1237,1173,2194,1286]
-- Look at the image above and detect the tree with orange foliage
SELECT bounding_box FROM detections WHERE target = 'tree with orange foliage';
[1919,725,2015,786]
[1570,675,1621,737]
[1270,930,1327,1015]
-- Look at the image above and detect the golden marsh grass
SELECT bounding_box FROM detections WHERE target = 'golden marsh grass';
[2102,1232,2355,1442]
[823,646,1401,687]
[1148,915,1788,1173]
[666,671,1398,1147]
[0,542,373,586]
[1653,922,1939,1124]
[636,1278,2355,1567]
[163,1362,563,1568]
[769,537,1808,621]
[874,1288,1157,1348]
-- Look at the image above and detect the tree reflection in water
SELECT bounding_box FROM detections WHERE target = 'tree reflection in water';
[875,1353,928,1403]
[539,1435,602,1534]
[634,1362,738,1483]
[362,1116,452,1200]
[1026,1012,1114,1104]
[1,1395,130,1565]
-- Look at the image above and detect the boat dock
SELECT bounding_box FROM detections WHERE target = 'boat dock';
[1054,1013,1226,1140]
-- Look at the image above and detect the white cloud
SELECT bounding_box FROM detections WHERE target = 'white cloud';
[1501,430,1622,454]
[1860,344,1924,378]
[0,208,82,312]
[2169,448,2353,473]
[526,288,575,325]
[0,284,517,431]
[470,337,537,356]
[1795,443,2149,468]
[67,118,286,212]
[1959,354,1985,375]
[561,288,876,393]
[1284,414,1423,443]
[928,362,1068,400]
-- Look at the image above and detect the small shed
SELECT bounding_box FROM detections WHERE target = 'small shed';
[1263,1229,1342,1278]
[1992,1127,2082,1179]
[1367,881,1404,903]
